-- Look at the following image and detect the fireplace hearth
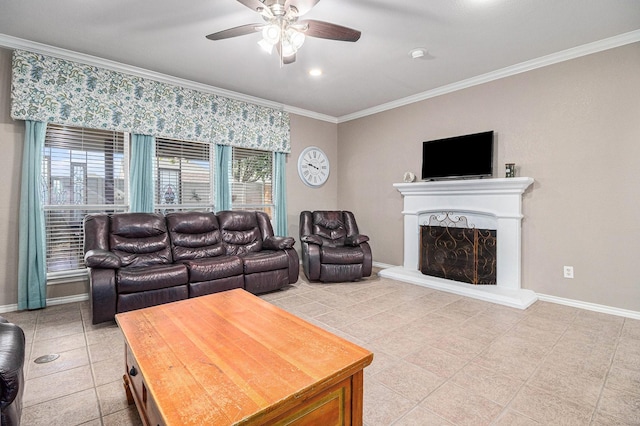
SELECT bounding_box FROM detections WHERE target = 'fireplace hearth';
[379,177,537,309]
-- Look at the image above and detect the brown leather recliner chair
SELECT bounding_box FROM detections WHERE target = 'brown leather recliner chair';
[299,211,372,282]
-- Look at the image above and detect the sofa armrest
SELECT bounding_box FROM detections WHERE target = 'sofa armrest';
[263,236,295,250]
[84,249,121,269]
[301,235,323,246]
[345,234,370,246]
[89,268,117,324]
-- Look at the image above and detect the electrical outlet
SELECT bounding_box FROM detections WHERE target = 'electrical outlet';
[563,266,574,279]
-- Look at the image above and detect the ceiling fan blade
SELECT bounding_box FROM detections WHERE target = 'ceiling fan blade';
[299,20,361,42]
[286,0,320,16]
[235,0,268,13]
[275,42,297,66]
[206,24,263,40]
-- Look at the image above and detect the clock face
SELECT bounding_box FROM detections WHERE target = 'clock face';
[298,147,330,188]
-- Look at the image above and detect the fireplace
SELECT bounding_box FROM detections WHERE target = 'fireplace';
[420,214,497,285]
[379,177,537,309]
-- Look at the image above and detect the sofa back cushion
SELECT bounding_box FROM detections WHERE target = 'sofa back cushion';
[312,211,348,247]
[109,213,172,268]
[166,211,225,261]
[217,211,263,255]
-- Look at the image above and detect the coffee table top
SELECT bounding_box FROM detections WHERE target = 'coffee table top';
[116,289,373,425]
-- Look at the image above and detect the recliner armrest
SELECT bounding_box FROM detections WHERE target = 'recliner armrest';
[263,236,295,250]
[345,234,369,246]
[84,249,121,269]
[301,235,323,246]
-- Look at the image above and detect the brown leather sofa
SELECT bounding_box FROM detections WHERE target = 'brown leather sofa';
[299,211,372,282]
[0,316,25,426]
[84,210,299,324]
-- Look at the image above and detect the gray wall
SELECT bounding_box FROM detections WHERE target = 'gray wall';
[337,42,640,311]
[1,43,639,313]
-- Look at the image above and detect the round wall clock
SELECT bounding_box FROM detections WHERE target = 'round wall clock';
[298,146,330,188]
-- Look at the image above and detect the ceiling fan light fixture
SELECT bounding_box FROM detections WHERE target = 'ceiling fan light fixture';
[286,28,306,50]
[281,40,297,58]
[258,38,275,54]
[262,24,281,44]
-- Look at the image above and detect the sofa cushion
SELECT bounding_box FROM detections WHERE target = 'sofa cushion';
[218,211,263,255]
[118,286,188,314]
[242,251,290,274]
[320,246,365,264]
[313,211,347,244]
[166,212,225,261]
[117,264,189,293]
[110,213,172,268]
[182,256,244,282]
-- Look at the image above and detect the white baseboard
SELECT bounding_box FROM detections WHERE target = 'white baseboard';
[536,293,640,320]
[373,261,395,269]
[0,304,18,314]
[3,275,639,321]
[0,293,89,314]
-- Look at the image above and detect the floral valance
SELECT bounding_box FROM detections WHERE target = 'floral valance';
[10,50,290,153]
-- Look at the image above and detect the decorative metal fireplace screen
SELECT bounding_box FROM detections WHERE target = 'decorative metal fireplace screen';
[419,213,497,285]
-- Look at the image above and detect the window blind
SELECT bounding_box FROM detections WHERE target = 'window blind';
[154,137,214,214]
[43,124,127,276]
[230,147,274,217]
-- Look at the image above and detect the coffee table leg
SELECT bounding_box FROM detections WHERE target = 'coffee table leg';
[123,374,134,405]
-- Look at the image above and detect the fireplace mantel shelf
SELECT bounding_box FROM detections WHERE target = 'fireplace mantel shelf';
[380,177,537,309]
[394,177,534,196]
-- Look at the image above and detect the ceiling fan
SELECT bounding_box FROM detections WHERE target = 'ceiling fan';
[206,0,361,65]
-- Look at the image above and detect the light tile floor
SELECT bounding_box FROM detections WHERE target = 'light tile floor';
[3,271,640,425]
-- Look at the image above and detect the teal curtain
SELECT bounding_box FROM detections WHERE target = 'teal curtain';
[130,134,155,213]
[273,152,288,236]
[215,144,232,212]
[18,120,47,310]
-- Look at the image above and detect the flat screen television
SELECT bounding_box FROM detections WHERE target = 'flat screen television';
[421,131,494,180]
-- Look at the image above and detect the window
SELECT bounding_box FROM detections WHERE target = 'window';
[230,147,273,217]
[40,127,279,280]
[154,137,214,214]
[43,124,127,277]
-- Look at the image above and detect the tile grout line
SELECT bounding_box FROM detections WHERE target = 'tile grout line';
[497,309,579,425]
[588,317,626,425]
[81,305,106,426]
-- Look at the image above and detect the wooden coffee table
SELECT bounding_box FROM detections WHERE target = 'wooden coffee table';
[115,288,373,425]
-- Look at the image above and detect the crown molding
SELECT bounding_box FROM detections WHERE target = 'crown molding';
[2,30,638,126]
[0,33,336,123]
[283,105,338,123]
[337,29,640,123]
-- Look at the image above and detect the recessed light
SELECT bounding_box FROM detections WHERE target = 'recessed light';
[409,48,427,59]
[309,68,322,77]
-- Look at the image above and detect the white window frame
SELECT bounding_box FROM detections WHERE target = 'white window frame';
[230,147,275,218]
[153,137,215,214]
[42,124,129,283]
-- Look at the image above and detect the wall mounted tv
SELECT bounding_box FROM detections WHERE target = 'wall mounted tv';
[421,131,494,180]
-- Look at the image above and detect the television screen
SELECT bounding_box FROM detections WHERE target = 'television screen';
[421,131,494,180]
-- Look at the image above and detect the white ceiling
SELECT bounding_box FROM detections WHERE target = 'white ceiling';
[1,0,639,120]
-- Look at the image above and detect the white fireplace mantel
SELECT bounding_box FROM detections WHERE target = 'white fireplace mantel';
[379,177,537,309]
